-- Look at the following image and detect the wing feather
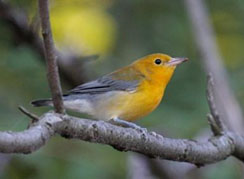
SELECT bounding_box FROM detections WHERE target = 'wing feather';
[65,66,144,95]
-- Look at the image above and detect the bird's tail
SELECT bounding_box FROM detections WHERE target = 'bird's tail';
[31,99,52,107]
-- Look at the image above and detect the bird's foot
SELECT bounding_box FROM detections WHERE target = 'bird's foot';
[109,118,147,132]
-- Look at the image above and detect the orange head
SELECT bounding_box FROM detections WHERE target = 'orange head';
[132,53,188,86]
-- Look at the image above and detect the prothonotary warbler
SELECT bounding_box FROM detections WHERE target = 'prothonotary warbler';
[32,53,188,129]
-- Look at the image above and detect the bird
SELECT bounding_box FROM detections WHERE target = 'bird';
[31,53,188,129]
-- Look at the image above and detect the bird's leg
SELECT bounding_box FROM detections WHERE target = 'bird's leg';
[109,117,147,132]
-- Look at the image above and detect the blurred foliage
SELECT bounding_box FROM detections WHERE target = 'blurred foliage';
[208,0,244,69]
[0,0,244,178]
[49,0,117,56]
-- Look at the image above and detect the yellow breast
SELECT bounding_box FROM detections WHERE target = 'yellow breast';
[123,80,165,121]
[102,79,166,121]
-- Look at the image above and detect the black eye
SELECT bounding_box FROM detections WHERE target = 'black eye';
[154,59,162,65]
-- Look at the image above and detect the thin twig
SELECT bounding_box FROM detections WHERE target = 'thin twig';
[18,106,39,123]
[206,74,226,135]
[206,75,219,121]
[38,0,65,114]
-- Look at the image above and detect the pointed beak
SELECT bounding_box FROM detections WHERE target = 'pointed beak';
[167,57,188,66]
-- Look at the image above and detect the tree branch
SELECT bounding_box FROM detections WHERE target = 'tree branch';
[206,74,227,136]
[38,0,64,113]
[184,0,244,133]
[184,0,244,175]
[0,111,243,165]
[18,106,39,123]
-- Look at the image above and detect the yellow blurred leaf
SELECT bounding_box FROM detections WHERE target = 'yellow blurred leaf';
[50,0,117,56]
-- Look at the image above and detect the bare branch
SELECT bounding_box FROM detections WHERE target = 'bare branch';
[206,75,227,135]
[184,0,244,175]
[0,112,243,165]
[0,112,58,154]
[184,0,244,133]
[206,75,220,123]
[38,0,64,113]
[18,106,39,123]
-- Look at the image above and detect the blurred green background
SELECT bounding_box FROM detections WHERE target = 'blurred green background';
[0,0,244,178]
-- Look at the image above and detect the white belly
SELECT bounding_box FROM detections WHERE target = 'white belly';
[64,99,94,115]
[63,91,129,121]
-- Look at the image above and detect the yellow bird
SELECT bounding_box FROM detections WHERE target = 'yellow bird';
[32,53,188,129]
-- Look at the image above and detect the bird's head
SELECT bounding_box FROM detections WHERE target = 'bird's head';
[133,53,188,85]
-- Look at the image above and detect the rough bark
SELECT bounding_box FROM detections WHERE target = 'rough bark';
[0,111,243,166]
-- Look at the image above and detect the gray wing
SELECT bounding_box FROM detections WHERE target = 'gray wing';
[64,75,140,96]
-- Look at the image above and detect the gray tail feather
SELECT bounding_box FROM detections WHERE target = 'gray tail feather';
[31,99,52,107]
